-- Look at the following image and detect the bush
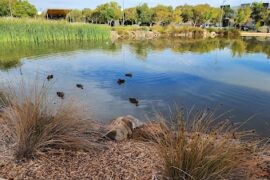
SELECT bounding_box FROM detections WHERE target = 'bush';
[146,110,255,180]
[0,82,101,160]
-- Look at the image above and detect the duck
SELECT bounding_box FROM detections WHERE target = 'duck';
[76,84,84,89]
[125,73,133,78]
[47,75,54,81]
[129,98,139,106]
[117,79,125,85]
[56,92,65,99]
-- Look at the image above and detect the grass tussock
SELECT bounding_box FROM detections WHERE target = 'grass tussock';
[0,82,101,160]
[135,109,256,180]
[0,18,111,43]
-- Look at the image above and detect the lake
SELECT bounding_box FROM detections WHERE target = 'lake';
[0,37,270,136]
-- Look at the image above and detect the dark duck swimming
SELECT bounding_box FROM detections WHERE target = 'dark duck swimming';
[129,98,139,106]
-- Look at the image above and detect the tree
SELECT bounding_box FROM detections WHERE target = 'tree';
[176,5,193,23]
[251,2,268,25]
[95,1,121,25]
[264,10,270,25]
[192,4,213,25]
[0,0,10,16]
[210,7,222,24]
[235,6,251,27]
[152,5,173,25]
[12,0,37,18]
[66,10,82,22]
[124,8,137,25]
[223,6,234,19]
[82,8,93,23]
[172,8,182,24]
[136,3,153,25]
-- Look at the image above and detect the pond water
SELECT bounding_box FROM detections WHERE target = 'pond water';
[0,37,270,136]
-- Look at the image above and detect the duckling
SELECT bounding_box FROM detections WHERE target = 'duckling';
[56,92,65,99]
[117,79,125,85]
[47,75,54,81]
[76,84,84,89]
[125,73,133,78]
[129,98,139,106]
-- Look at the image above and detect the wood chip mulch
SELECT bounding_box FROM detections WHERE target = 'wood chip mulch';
[0,140,164,180]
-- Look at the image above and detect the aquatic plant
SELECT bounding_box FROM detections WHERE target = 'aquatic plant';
[0,18,111,43]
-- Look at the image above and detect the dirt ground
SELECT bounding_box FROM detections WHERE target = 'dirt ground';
[0,140,163,180]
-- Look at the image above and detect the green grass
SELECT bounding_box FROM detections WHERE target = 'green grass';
[0,18,111,43]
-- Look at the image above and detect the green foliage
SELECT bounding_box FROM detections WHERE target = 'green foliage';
[95,1,121,24]
[223,6,235,19]
[176,5,194,23]
[136,3,153,25]
[82,8,93,23]
[192,4,221,25]
[235,7,251,26]
[251,2,268,24]
[176,4,221,25]
[0,0,13,16]
[12,0,37,18]
[124,8,137,24]
[0,0,36,17]
[264,11,270,25]
[66,10,83,22]
[0,18,111,43]
[152,5,174,25]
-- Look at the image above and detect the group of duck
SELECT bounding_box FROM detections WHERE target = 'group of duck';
[47,73,140,106]
[117,73,139,107]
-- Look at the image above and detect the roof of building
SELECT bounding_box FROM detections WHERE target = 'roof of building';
[46,9,72,16]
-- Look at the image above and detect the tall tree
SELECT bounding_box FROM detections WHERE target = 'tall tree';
[66,10,82,22]
[96,1,121,25]
[82,8,93,23]
[152,5,173,25]
[124,8,137,25]
[251,2,268,24]
[235,6,252,27]
[12,0,37,18]
[176,5,193,23]
[192,4,213,25]
[211,7,222,24]
[223,6,234,19]
[172,8,182,24]
[136,3,153,25]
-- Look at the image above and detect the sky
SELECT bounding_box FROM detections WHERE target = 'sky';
[29,0,258,11]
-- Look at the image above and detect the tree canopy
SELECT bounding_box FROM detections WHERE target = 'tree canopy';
[235,6,252,26]
[136,3,153,25]
[66,10,82,22]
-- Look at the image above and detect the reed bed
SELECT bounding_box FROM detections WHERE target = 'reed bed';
[0,18,111,43]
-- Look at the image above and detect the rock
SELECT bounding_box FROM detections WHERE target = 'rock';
[104,116,144,141]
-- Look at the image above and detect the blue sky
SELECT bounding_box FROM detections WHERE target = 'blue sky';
[29,0,257,11]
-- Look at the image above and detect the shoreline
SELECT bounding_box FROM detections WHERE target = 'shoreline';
[241,32,270,37]
[0,118,270,179]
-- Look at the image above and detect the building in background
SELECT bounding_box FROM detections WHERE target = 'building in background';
[46,9,71,19]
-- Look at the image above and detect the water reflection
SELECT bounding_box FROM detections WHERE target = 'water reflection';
[1,37,270,70]
[0,37,270,136]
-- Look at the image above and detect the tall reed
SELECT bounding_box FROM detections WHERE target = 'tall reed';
[0,18,111,43]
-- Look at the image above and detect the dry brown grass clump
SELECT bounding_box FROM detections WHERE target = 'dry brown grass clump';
[135,109,257,180]
[0,83,101,160]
